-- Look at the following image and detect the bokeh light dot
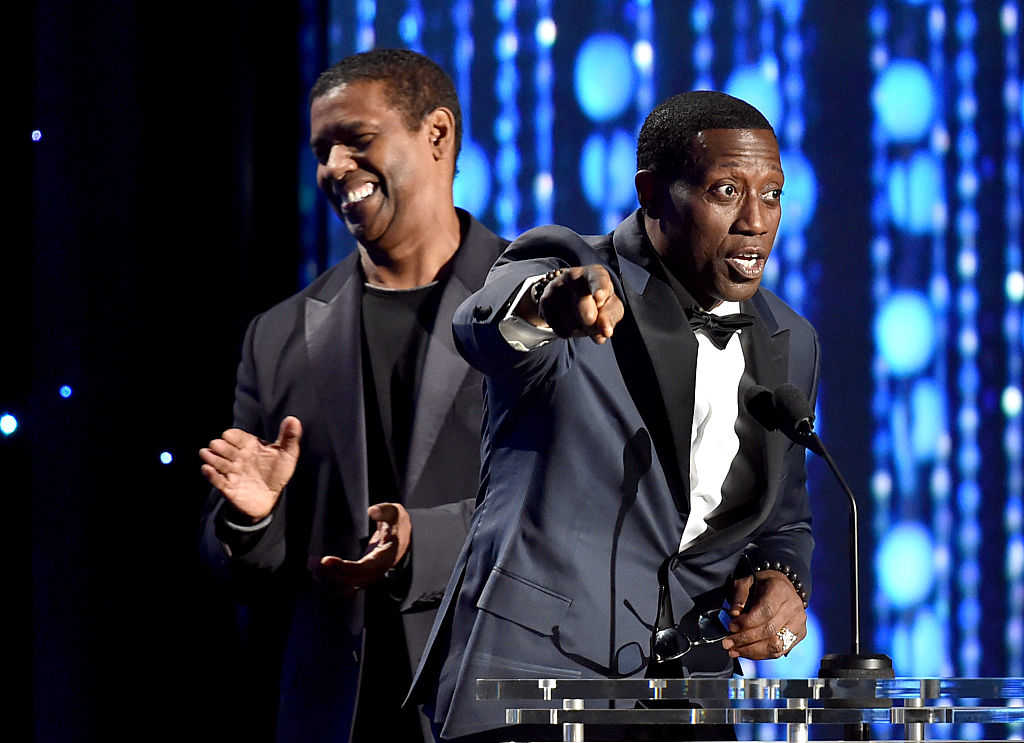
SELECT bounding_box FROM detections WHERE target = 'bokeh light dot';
[0,414,17,436]
[1004,386,1024,417]
[1006,271,1024,301]
[574,34,634,122]
[876,521,935,608]
[872,60,937,142]
[32,129,42,142]
[59,385,72,399]
[453,141,492,217]
[535,18,556,47]
[874,291,936,376]
[160,451,173,465]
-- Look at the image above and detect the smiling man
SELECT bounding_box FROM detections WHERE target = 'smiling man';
[199,50,506,742]
[410,91,819,741]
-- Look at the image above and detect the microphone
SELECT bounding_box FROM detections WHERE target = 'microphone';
[746,384,892,689]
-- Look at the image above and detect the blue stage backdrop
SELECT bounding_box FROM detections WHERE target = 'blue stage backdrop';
[290,0,1022,689]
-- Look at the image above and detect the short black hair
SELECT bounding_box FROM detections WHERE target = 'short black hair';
[310,48,462,160]
[636,90,774,181]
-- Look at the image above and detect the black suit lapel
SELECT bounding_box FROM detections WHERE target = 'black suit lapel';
[304,257,369,543]
[405,210,508,501]
[610,216,697,512]
[403,274,471,500]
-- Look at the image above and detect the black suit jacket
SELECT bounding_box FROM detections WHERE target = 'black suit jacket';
[200,209,507,742]
[410,211,819,739]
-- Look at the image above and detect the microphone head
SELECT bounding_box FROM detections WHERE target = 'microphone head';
[744,384,778,431]
[772,383,815,437]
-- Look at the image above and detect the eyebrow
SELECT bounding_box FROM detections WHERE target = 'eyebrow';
[714,159,784,173]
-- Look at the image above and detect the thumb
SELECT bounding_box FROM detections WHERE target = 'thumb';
[276,416,303,454]
[729,575,753,616]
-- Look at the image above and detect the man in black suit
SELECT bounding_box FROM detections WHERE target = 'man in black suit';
[199,49,506,742]
[411,91,817,741]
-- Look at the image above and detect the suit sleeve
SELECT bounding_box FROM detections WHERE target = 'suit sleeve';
[453,225,623,385]
[199,313,288,583]
[400,498,476,612]
[744,324,820,599]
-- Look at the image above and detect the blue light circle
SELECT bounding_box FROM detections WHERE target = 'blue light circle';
[453,140,491,217]
[872,60,937,142]
[59,385,72,399]
[908,609,945,676]
[32,129,42,142]
[910,379,944,461]
[581,133,636,210]
[724,65,782,127]
[160,451,173,465]
[887,151,943,234]
[607,129,638,210]
[574,34,634,122]
[0,413,17,436]
[874,290,936,376]
[876,521,934,608]
[754,609,823,679]
[777,150,818,236]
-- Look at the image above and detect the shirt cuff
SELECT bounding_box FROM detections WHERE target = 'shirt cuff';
[221,512,273,533]
[497,275,557,352]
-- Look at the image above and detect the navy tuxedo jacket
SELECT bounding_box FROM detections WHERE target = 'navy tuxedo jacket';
[200,210,507,742]
[410,211,819,739]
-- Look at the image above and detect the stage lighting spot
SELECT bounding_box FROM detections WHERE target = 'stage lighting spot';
[574,34,634,122]
[580,130,637,210]
[59,385,72,399]
[777,150,818,236]
[535,18,556,47]
[632,41,653,71]
[160,451,173,465]
[1009,536,1024,579]
[887,151,943,234]
[1006,271,1024,301]
[32,129,42,142]
[1004,386,1023,417]
[910,379,944,461]
[872,60,936,142]
[871,470,893,498]
[874,291,935,376]
[398,12,419,44]
[909,609,945,676]
[453,140,491,217]
[755,610,823,679]
[533,172,553,202]
[496,30,518,60]
[876,521,934,608]
[0,413,17,436]
[725,64,782,127]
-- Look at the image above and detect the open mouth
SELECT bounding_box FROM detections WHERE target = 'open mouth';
[340,182,377,211]
[725,253,766,280]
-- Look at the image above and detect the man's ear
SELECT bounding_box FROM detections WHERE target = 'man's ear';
[635,169,659,218]
[426,106,456,163]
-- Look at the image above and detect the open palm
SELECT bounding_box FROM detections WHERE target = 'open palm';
[200,416,303,519]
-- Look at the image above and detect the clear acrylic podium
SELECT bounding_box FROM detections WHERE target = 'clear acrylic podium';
[476,677,1024,742]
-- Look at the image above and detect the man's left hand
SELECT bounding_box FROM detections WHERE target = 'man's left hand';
[721,570,806,660]
[315,503,412,592]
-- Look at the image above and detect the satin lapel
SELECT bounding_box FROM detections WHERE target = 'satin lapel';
[741,299,789,509]
[305,267,368,537]
[617,264,698,507]
[403,273,472,500]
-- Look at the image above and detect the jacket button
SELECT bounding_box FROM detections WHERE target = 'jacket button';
[473,304,491,321]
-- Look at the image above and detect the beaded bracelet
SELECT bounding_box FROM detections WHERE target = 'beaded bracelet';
[754,560,809,608]
[530,268,566,305]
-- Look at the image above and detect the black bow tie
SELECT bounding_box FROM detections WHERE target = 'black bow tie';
[686,308,755,350]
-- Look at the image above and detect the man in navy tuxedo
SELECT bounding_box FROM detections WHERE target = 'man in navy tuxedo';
[410,91,819,741]
[198,50,507,742]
